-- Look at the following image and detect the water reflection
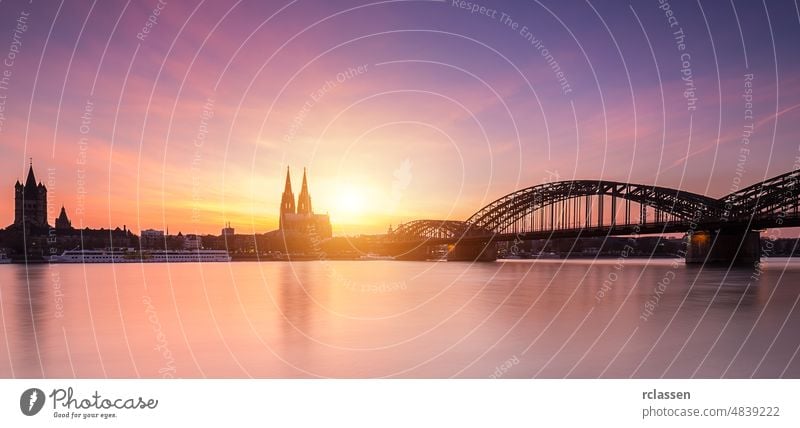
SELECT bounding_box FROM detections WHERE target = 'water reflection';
[0,259,798,378]
[11,265,47,376]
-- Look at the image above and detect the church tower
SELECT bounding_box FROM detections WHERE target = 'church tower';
[297,168,312,215]
[55,206,72,230]
[14,160,48,228]
[275,166,331,239]
[279,166,295,229]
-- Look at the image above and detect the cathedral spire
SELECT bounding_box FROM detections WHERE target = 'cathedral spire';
[297,167,312,215]
[283,166,293,194]
[280,166,296,216]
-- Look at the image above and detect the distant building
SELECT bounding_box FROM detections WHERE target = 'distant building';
[55,206,72,231]
[221,222,234,237]
[183,234,202,250]
[141,229,165,249]
[278,167,332,239]
[12,161,48,229]
[1,162,137,257]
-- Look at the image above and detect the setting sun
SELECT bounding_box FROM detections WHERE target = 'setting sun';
[333,186,366,217]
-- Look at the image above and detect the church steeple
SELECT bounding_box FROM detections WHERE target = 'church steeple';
[279,167,297,230]
[25,159,37,190]
[56,205,72,230]
[276,166,331,238]
[283,167,293,194]
[14,158,49,228]
[280,166,296,215]
[297,167,312,215]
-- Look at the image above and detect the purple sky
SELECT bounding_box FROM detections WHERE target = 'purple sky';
[0,0,799,235]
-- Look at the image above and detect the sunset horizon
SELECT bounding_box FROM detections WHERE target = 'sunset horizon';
[3,1,800,236]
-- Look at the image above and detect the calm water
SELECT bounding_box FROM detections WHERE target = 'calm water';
[0,258,799,378]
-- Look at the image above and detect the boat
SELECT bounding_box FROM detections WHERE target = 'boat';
[0,251,11,264]
[144,250,232,263]
[47,249,129,263]
[47,249,232,263]
[358,253,395,261]
[532,251,561,259]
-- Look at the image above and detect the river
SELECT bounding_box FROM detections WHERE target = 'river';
[0,258,798,378]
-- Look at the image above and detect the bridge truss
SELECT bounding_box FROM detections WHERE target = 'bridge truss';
[389,169,800,243]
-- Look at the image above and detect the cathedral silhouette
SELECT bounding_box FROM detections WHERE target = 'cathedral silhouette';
[279,167,332,239]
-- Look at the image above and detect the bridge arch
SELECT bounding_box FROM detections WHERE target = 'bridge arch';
[465,180,721,234]
[389,220,491,241]
[720,168,800,220]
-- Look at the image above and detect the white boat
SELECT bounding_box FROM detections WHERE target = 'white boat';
[47,249,128,263]
[532,251,561,259]
[143,250,232,263]
[358,253,395,261]
[47,249,231,263]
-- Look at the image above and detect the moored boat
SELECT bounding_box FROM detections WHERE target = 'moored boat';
[358,253,395,261]
[47,249,232,263]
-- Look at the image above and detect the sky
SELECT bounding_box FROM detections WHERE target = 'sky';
[1,0,799,235]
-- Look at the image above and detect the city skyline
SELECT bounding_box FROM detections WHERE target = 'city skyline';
[4,160,331,236]
[2,1,800,235]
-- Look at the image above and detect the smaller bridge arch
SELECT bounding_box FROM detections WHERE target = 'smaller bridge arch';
[389,220,491,242]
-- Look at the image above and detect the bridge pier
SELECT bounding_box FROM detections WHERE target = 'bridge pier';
[447,240,497,262]
[685,229,761,266]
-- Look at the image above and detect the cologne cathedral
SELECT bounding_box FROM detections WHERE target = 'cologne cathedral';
[279,167,332,239]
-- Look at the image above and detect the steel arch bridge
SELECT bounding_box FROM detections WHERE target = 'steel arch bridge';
[389,220,491,242]
[466,180,720,235]
[720,168,800,226]
[388,169,800,245]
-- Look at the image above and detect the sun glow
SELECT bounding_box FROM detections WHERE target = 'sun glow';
[334,186,366,216]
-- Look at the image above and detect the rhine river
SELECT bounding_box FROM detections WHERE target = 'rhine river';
[0,259,798,378]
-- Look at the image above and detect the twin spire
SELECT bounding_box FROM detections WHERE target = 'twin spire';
[280,166,312,216]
